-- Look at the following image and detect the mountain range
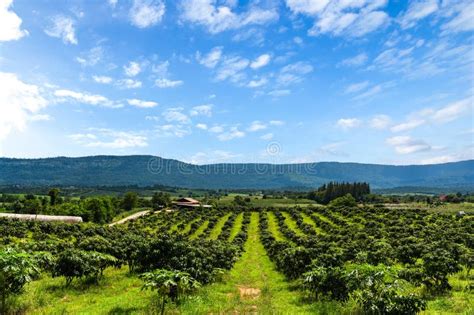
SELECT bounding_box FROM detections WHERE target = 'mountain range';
[1,156,473,190]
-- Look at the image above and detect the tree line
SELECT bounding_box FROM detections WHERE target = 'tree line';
[307,182,370,204]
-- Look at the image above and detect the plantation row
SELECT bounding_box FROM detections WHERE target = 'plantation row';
[0,205,472,314]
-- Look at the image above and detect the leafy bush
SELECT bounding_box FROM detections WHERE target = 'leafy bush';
[140,269,200,315]
[0,248,39,314]
[52,249,117,286]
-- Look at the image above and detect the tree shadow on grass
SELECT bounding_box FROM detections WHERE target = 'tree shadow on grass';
[108,306,140,315]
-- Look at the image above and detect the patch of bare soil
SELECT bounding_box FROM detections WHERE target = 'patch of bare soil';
[238,286,261,299]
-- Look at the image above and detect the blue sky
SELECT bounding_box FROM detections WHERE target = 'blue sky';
[0,0,472,165]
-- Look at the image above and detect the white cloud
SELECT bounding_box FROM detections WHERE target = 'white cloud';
[28,114,51,122]
[285,0,330,15]
[268,89,291,97]
[197,46,223,68]
[217,126,245,141]
[127,98,158,108]
[108,0,118,8]
[369,114,391,129]
[317,141,349,157]
[156,124,191,137]
[0,0,28,41]
[190,104,212,117]
[250,54,271,69]
[390,97,473,133]
[269,120,285,126]
[352,82,393,101]
[54,89,121,108]
[76,47,104,67]
[129,0,165,28]
[196,123,208,130]
[45,15,77,44]
[440,0,474,34]
[277,61,313,86]
[93,75,113,84]
[70,128,147,149]
[398,0,439,29]
[247,77,268,88]
[287,0,389,38]
[215,56,249,82]
[386,135,431,154]
[260,133,274,140]
[187,150,242,164]
[293,36,303,45]
[155,78,183,88]
[208,125,224,133]
[145,115,160,122]
[420,149,474,164]
[116,79,142,89]
[248,121,267,132]
[431,98,473,124]
[345,81,370,94]
[163,108,190,124]
[180,0,278,34]
[0,72,48,144]
[391,119,425,132]
[151,60,169,77]
[124,61,141,77]
[336,118,361,130]
[339,53,368,67]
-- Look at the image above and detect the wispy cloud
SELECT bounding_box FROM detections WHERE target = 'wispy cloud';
[250,54,271,69]
[286,0,389,38]
[155,78,183,88]
[129,0,165,28]
[127,98,158,108]
[180,0,278,34]
[70,128,147,149]
[386,135,431,154]
[45,15,77,44]
[336,118,361,130]
[54,89,121,108]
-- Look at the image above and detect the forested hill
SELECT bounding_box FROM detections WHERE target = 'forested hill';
[0,156,473,189]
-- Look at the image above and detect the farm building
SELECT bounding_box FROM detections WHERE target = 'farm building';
[173,197,212,209]
[0,213,83,223]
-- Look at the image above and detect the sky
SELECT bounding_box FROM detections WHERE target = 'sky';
[0,0,473,165]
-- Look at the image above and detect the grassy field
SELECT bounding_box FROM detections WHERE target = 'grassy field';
[3,207,473,314]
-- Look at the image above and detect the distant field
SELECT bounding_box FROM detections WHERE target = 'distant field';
[383,202,474,214]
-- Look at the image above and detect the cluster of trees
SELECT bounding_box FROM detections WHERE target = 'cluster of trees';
[0,190,173,224]
[0,209,244,314]
[308,182,370,204]
[258,202,472,314]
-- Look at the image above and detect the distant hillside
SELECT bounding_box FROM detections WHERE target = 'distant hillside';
[0,156,473,190]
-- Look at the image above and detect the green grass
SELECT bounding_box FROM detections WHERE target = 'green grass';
[173,212,323,314]
[24,267,155,314]
[208,213,231,240]
[266,211,286,241]
[228,212,243,242]
[189,220,209,240]
[179,216,201,235]
[281,212,305,236]
[300,212,325,234]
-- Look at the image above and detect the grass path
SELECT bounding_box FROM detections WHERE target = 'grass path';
[301,212,325,234]
[189,220,209,240]
[176,212,319,314]
[208,212,231,240]
[267,211,286,241]
[281,211,305,236]
[228,212,243,242]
